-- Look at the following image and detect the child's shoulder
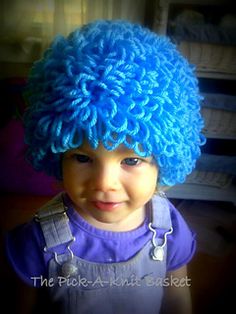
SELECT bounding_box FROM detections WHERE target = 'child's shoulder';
[151,194,183,228]
[154,197,197,271]
[4,196,64,285]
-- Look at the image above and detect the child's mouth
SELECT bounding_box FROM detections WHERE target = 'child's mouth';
[91,201,122,212]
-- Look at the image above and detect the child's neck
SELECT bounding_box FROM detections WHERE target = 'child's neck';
[78,207,147,232]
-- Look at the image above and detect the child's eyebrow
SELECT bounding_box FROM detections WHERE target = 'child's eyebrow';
[72,145,140,156]
[71,147,93,155]
[70,144,153,160]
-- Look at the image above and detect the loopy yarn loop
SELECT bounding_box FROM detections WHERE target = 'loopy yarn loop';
[24,20,206,186]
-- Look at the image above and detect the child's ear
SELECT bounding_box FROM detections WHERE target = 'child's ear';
[52,179,64,192]
[155,184,170,196]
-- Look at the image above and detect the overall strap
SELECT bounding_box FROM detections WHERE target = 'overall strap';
[150,194,172,230]
[35,193,74,249]
[147,193,173,261]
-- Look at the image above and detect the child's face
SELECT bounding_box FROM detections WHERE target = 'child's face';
[62,142,158,225]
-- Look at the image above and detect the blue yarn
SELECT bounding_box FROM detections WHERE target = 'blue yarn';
[24,20,206,186]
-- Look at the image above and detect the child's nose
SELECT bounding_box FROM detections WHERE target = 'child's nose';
[91,164,121,192]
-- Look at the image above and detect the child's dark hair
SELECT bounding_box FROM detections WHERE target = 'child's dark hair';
[24,20,206,186]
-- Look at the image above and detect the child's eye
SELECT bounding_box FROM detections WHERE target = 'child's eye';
[73,154,91,163]
[122,158,142,166]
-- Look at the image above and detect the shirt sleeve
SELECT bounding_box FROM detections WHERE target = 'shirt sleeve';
[166,201,196,271]
[5,220,47,287]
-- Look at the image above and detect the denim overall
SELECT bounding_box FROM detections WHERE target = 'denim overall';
[36,194,173,314]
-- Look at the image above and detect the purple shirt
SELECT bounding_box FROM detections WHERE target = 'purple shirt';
[5,195,196,286]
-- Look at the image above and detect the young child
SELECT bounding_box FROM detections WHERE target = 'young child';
[5,20,205,314]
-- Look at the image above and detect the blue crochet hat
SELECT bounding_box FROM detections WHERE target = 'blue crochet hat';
[24,20,206,186]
